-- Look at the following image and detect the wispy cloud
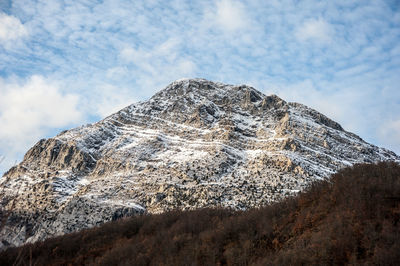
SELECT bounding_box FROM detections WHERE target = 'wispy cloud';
[0,12,28,48]
[214,0,251,32]
[295,18,334,44]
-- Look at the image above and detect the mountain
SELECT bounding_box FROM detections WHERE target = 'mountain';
[0,78,399,249]
[2,162,400,265]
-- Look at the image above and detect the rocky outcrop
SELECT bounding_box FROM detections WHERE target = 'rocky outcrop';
[1,78,399,249]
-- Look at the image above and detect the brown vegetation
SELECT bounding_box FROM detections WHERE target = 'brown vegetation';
[1,161,400,265]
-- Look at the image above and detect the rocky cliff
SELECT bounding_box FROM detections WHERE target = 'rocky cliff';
[1,78,398,249]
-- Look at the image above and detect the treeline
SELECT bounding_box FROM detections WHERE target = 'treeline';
[1,161,400,265]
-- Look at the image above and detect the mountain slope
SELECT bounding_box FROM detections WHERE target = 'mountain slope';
[1,78,399,249]
[2,162,400,265]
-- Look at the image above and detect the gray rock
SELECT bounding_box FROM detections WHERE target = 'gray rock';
[1,78,399,249]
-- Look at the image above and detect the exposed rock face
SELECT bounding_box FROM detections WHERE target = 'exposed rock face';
[1,78,399,249]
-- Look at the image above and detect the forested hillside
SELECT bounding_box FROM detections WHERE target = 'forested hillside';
[1,162,399,265]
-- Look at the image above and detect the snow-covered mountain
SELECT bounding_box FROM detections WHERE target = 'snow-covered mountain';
[1,78,398,249]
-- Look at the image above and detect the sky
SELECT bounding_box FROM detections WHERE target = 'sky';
[0,0,399,175]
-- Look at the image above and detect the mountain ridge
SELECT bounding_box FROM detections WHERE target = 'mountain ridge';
[1,78,399,249]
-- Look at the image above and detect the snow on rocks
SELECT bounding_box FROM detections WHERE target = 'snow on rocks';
[1,78,399,249]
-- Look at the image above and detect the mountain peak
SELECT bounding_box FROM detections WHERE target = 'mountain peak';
[1,79,398,250]
[122,78,288,129]
[152,78,263,103]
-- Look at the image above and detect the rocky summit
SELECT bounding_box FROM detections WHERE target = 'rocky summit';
[1,78,399,249]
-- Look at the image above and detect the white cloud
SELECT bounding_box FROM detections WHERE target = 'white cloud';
[0,12,28,46]
[295,18,334,44]
[215,0,249,32]
[120,47,142,62]
[0,75,82,174]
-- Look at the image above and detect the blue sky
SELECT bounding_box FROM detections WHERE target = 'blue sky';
[0,0,399,174]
